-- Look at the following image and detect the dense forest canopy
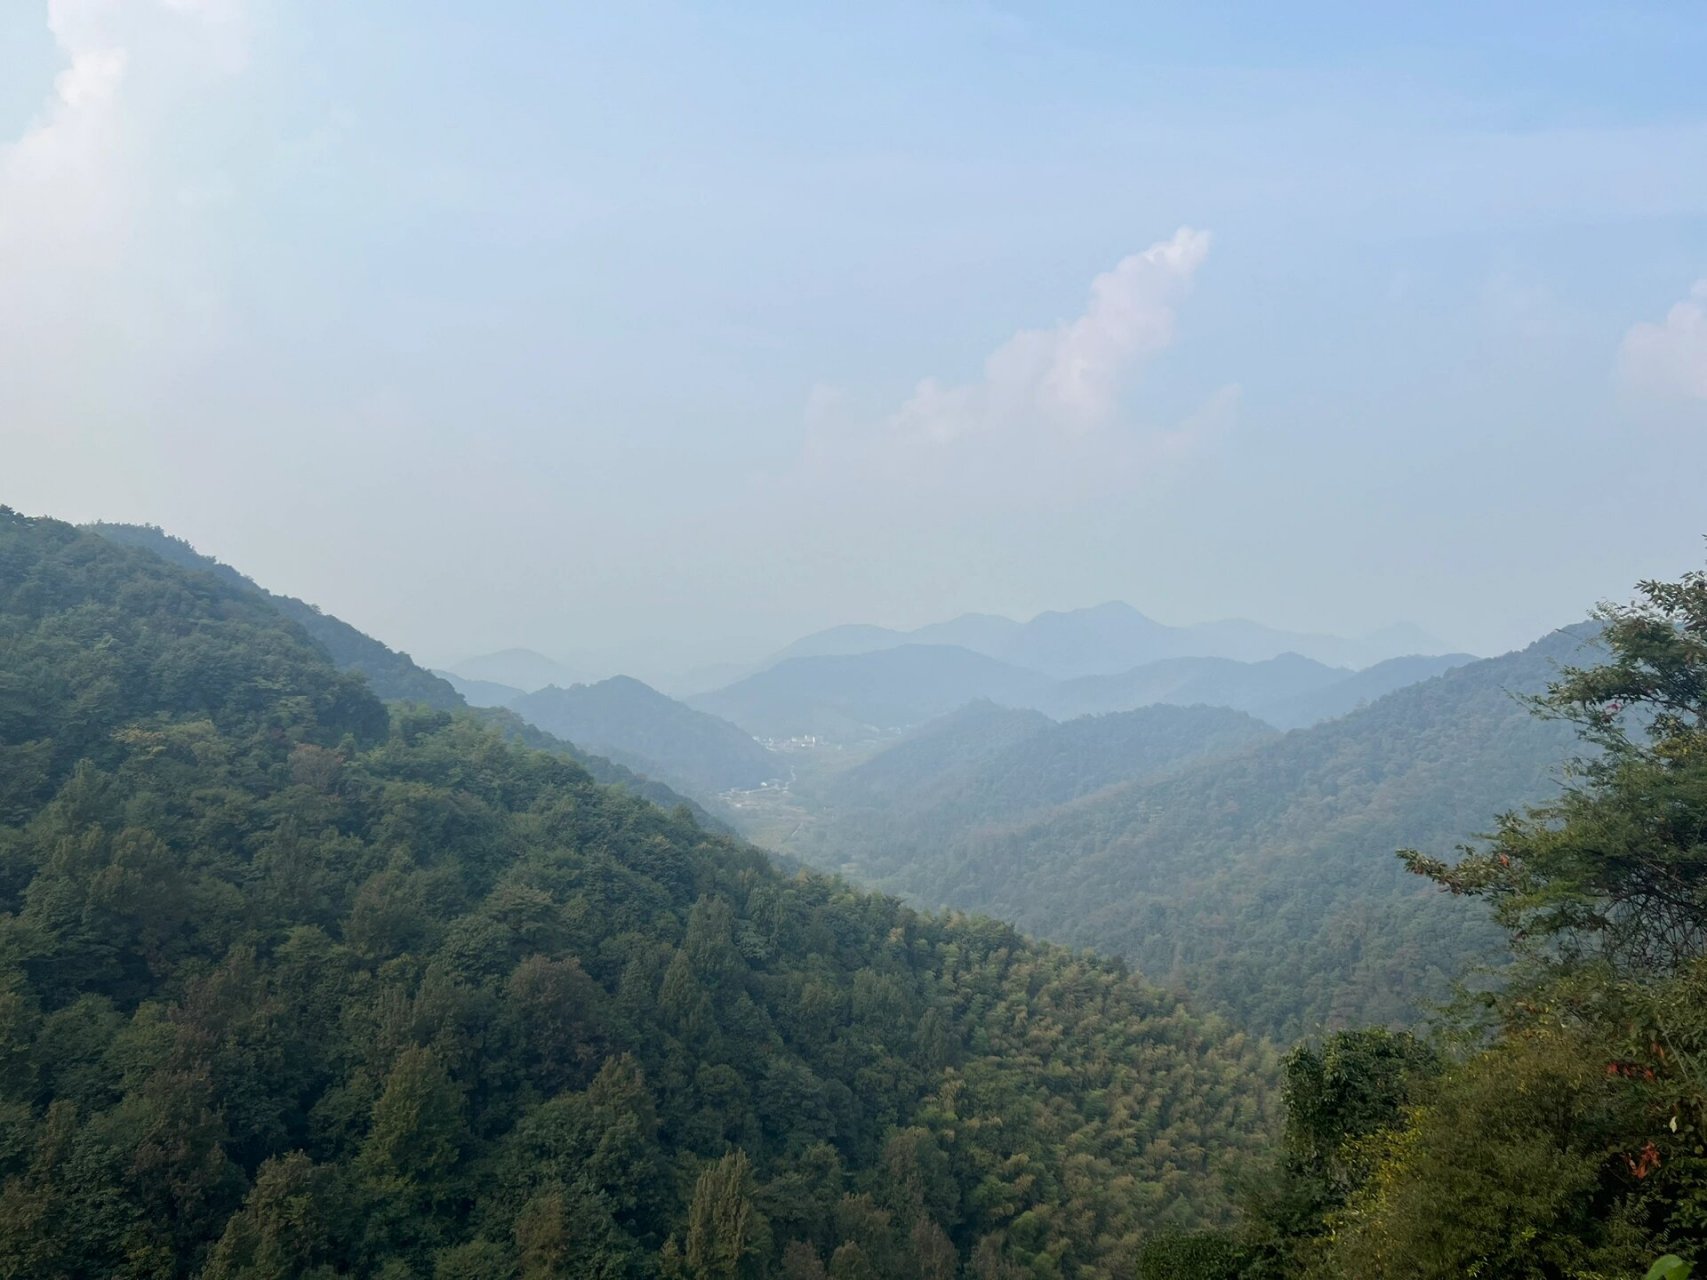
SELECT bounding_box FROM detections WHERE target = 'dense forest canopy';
[0,508,1282,1278]
[84,523,723,824]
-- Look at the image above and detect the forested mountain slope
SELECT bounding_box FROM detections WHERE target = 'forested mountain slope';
[793,703,1277,876]
[1253,651,1475,729]
[902,703,1275,826]
[511,676,782,798]
[89,521,464,710]
[1152,563,1707,1278]
[85,522,716,821]
[0,508,1280,1279]
[791,628,1596,1039]
[815,701,1055,812]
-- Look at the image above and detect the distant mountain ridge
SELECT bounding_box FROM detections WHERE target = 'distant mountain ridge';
[1037,651,1478,727]
[434,669,526,707]
[695,640,1478,743]
[511,676,781,798]
[689,644,1054,740]
[1037,652,1348,721]
[1258,652,1478,728]
[448,647,585,692]
[771,601,1458,678]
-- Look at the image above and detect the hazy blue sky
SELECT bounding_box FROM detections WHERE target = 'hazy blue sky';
[6,1,1707,682]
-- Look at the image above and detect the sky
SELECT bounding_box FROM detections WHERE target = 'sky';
[5,0,1707,686]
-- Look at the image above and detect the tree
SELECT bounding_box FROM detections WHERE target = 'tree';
[778,1241,826,1280]
[1282,1029,1439,1187]
[200,1152,336,1280]
[684,1150,767,1280]
[1402,565,1707,977]
[1332,559,1707,1275]
[827,1241,876,1280]
[907,1218,957,1280]
[359,1047,467,1195]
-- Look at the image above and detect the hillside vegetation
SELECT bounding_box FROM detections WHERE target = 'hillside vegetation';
[779,631,1592,1038]
[87,522,465,711]
[790,703,1276,881]
[0,509,1280,1279]
[1143,561,1707,1277]
[84,523,716,823]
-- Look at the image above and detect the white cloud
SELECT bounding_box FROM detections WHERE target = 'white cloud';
[55,46,128,109]
[1,0,247,240]
[0,0,248,424]
[890,226,1212,443]
[3,6,130,261]
[785,228,1232,515]
[1620,281,1707,401]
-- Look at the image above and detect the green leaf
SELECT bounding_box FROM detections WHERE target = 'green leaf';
[1646,1256,1694,1280]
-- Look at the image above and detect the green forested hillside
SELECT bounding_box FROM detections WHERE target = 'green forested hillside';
[0,509,1280,1279]
[510,677,782,800]
[785,703,1276,883]
[87,522,465,711]
[84,523,720,823]
[813,701,1055,813]
[1252,652,1475,729]
[906,703,1274,825]
[785,629,1594,1039]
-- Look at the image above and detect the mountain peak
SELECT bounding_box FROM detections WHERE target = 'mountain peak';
[450,647,583,692]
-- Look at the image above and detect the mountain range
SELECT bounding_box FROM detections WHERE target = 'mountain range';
[777,624,1596,1038]
[689,642,1477,743]
[688,644,1054,741]
[769,601,1455,677]
[447,646,587,692]
[446,602,1456,698]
